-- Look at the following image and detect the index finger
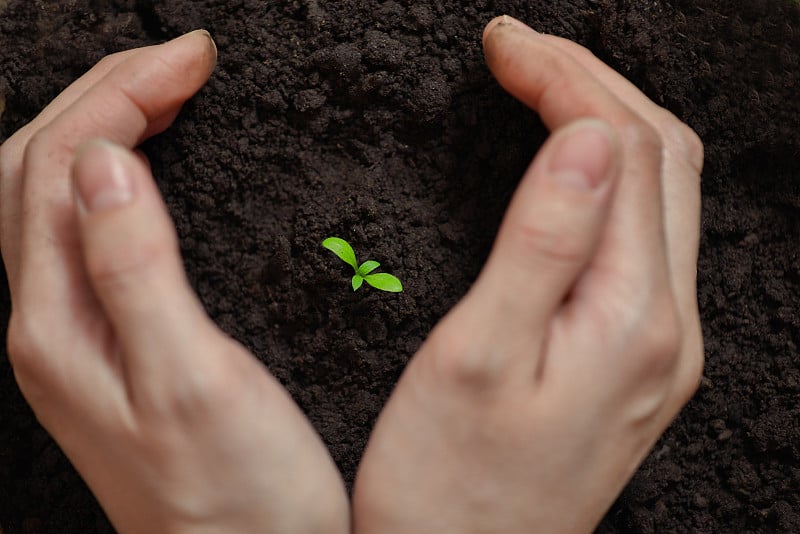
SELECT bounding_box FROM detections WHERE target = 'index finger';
[492,22,703,289]
[17,30,216,310]
[24,30,216,158]
[482,18,641,131]
[480,18,670,314]
[0,49,137,287]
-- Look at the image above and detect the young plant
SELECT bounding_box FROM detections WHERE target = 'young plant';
[322,237,403,293]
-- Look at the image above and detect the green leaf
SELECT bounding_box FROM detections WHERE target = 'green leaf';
[351,274,364,291]
[358,260,380,276]
[322,237,358,271]
[364,273,403,293]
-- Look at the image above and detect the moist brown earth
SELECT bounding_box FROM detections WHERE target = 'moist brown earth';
[1,1,799,532]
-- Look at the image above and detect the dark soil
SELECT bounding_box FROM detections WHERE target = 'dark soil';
[1,0,799,532]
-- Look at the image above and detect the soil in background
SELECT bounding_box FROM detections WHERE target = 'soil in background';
[1,0,799,532]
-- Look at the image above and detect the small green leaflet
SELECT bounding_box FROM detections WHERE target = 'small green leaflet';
[352,275,364,291]
[322,237,358,271]
[358,260,380,276]
[364,273,403,293]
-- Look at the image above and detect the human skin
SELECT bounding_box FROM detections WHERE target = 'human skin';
[0,15,704,534]
[352,16,704,534]
[0,31,349,534]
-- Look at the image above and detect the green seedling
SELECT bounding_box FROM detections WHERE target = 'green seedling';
[322,237,403,293]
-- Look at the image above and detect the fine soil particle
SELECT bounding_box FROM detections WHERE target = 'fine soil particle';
[1,1,799,532]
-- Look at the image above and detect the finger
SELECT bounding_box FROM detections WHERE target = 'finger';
[467,119,620,340]
[17,30,216,314]
[483,17,639,131]
[486,18,705,397]
[491,19,703,304]
[26,29,215,155]
[482,17,669,306]
[484,18,662,125]
[487,18,704,406]
[0,50,136,286]
[540,34,702,287]
[71,139,216,377]
[8,50,138,151]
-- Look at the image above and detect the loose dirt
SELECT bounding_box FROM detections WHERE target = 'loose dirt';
[1,1,798,532]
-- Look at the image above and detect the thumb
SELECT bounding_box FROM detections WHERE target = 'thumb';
[72,139,215,367]
[470,118,620,332]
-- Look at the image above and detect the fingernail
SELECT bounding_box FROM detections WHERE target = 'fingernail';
[548,119,617,190]
[73,139,135,213]
[500,15,539,33]
[194,29,218,57]
[172,29,217,57]
[484,15,538,46]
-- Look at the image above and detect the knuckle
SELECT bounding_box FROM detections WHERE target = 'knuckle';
[511,219,584,269]
[673,326,705,404]
[168,370,226,419]
[0,139,16,171]
[96,51,126,69]
[6,310,49,386]
[660,115,705,174]
[149,53,185,83]
[421,319,503,389]
[489,33,569,107]
[23,127,67,169]
[22,128,49,161]
[635,298,683,375]
[676,355,704,405]
[620,119,664,162]
[595,277,683,378]
[0,140,18,195]
[85,233,177,291]
[153,341,244,422]
[553,35,598,62]
[1,123,33,172]
[614,297,684,425]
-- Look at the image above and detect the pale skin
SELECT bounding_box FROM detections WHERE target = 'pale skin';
[0,15,703,534]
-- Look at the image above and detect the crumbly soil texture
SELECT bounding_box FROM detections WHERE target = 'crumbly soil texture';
[1,0,799,532]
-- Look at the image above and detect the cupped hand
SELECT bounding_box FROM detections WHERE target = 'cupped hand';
[353,16,704,533]
[0,31,349,533]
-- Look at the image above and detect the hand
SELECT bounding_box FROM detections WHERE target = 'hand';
[353,16,704,533]
[0,31,349,533]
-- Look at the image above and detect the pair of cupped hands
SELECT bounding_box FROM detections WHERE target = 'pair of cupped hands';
[0,16,704,534]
